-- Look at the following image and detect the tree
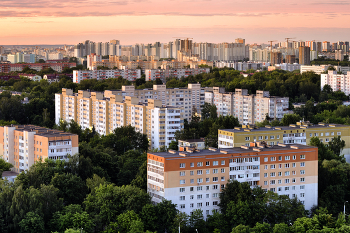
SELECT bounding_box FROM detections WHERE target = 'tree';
[84,184,151,231]
[201,103,217,120]
[19,212,45,233]
[280,113,302,126]
[0,157,13,177]
[328,136,345,156]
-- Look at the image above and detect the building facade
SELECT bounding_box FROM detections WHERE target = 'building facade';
[205,88,289,125]
[147,143,318,219]
[73,68,141,83]
[0,125,78,173]
[321,70,350,95]
[55,88,183,149]
[218,122,350,161]
[145,67,210,81]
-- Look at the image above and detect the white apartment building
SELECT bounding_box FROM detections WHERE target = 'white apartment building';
[73,68,141,83]
[55,89,183,149]
[145,67,210,81]
[205,88,289,125]
[321,70,350,95]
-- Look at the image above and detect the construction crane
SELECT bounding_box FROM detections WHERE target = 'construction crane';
[268,40,277,65]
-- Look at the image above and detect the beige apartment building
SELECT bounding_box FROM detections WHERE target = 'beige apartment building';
[147,142,318,219]
[0,125,79,173]
[218,122,350,162]
[205,88,289,125]
[55,88,184,148]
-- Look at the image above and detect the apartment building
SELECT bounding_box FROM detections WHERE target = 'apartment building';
[55,89,183,148]
[145,67,210,81]
[218,122,350,161]
[147,143,318,219]
[0,63,76,73]
[205,88,289,125]
[0,125,78,173]
[73,68,141,83]
[321,70,350,95]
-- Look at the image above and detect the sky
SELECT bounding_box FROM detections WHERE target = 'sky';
[1,0,350,45]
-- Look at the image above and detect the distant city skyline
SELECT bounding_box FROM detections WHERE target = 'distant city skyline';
[1,0,350,45]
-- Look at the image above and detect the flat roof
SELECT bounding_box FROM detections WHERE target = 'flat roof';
[2,171,19,177]
[149,144,317,158]
[179,139,205,143]
[5,125,77,138]
[220,123,349,133]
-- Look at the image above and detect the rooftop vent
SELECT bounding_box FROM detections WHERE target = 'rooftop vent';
[278,143,287,147]
[168,149,177,154]
[234,127,241,130]
[253,148,261,152]
[220,150,228,154]
[179,152,188,157]
[241,145,249,149]
[265,125,272,128]
[208,147,217,152]
[318,122,325,126]
[290,145,299,149]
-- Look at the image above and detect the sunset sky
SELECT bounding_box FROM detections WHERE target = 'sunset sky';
[1,0,350,45]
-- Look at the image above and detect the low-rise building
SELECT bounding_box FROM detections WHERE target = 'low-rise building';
[73,68,141,83]
[0,125,79,173]
[218,122,350,162]
[145,67,210,81]
[178,139,206,151]
[147,142,318,219]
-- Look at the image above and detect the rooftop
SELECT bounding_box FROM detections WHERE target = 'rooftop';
[6,125,77,138]
[150,143,316,158]
[220,123,349,133]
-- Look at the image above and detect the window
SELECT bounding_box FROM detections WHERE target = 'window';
[197,186,202,191]
[197,178,203,183]
[180,188,185,192]
[213,185,218,189]
[292,163,296,167]
[292,171,296,175]
[206,186,209,190]
[264,165,268,169]
[180,204,185,209]
[197,195,202,199]
[264,173,268,177]
[285,187,289,191]
[300,185,305,189]
[285,171,290,176]
[265,136,268,140]
[292,178,296,183]
[221,176,225,181]
[271,157,276,161]
[270,180,276,185]
[278,172,282,176]
[300,170,305,175]
[180,180,185,184]
[264,181,268,185]
[279,156,282,161]
[221,160,225,165]
[206,169,210,174]
[206,161,210,166]
[285,179,290,183]
[300,193,305,197]
[213,177,218,182]
[270,188,276,192]
[264,157,268,162]
[245,137,250,141]
[180,171,185,176]
[190,203,194,208]
[293,155,296,160]
[270,172,276,177]
[180,196,185,200]
[285,156,290,160]
[300,162,305,167]
[190,171,194,175]
[270,135,275,139]
[285,163,290,168]
[337,132,341,135]
[270,165,276,169]
[221,168,225,173]
[300,154,305,159]
[190,195,194,199]
[213,201,218,206]
[300,178,305,182]
[197,203,202,207]
[197,162,203,167]
[197,170,203,175]
[213,161,218,166]
[190,162,194,167]
[206,178,209,182]
[190,179,194,183]
[213,169,218,174]
[180,163,185,168]
[190,187,194,191]
[331,132,334,136]
[213,193,218,198]
[278,180,282,184]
